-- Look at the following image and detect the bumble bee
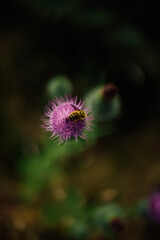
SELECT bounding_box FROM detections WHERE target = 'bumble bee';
[67,104,86,124]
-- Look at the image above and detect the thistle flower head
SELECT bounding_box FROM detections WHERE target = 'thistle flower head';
[148,192,160,223]
[41,96,93,144]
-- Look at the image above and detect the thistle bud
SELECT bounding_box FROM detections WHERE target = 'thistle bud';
[46,75,73,98]
[134,199,148,218]
[102,83,119,100]
[69,221,90,239]
[86,85,121,122]
[93,203,126,235]
[110,217,125,233]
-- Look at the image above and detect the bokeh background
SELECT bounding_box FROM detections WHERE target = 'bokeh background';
[1,0,160,239]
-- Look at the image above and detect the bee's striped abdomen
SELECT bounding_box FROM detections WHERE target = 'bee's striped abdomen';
[69,115,75,121]
[68,110,86,123]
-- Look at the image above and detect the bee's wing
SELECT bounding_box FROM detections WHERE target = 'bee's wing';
[70,104,81,111]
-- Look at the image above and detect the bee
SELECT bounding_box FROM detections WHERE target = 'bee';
[67,104,86,124]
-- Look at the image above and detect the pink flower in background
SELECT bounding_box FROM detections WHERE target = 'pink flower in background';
[41,96,93,144]
[148,192,160,223]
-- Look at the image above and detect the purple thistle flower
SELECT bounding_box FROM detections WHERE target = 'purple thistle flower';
[41,96,94,144]
[148,192,160,223]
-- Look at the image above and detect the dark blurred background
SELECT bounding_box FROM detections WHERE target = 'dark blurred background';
[0,0,160,239]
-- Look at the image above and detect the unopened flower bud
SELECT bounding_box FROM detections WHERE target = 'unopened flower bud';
[46,75,73,98]
[86,85,121,122]
[102,83,119,100]
[93,203,126,235]
[110,217,125,233]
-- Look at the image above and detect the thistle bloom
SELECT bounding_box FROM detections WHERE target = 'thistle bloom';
[41,96,93,144]
[148,192,160,223]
